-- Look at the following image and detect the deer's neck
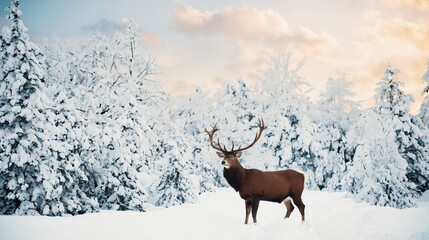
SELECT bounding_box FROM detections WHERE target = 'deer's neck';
[223,164,246,191]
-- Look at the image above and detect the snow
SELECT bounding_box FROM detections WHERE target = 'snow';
[1,1,429,237]
[1,188,428,240]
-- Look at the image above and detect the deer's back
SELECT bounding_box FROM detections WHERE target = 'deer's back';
[240,169,304,203]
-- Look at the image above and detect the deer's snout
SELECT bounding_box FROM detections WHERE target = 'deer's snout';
[221,160,231,169]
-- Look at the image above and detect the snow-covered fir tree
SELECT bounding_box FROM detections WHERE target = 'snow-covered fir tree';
[256,52,318,188]
[43,22,161,212]
[216,80,258,128]
[74,31,155,211]
[38,100,99,215]
[313,74,359,190]
[344,109,415,208]
[155,135,199,207]
[214,80,273,172]
[0,0,53,215]
[417,60,429,192]
[375,64,429,196]
[114,20,163,107]
[173,88,222,192]
[419,59,429,127]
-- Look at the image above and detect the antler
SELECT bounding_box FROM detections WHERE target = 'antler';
[205,123,228,153]
[232,118,267,153]
[205,118,267,153]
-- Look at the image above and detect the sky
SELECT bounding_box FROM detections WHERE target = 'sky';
[1,0,429,112]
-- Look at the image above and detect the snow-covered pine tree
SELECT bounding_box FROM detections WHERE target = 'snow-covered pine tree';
[419,59,429,127]
[375,64,429,196]
[173,88,222,192]
[38,98,99,215]
[114,20,164,110]
[216,80,257,127]
[77,32,153,211]
[0,0,100,216]
[313,74,359,190]
[42,22,161,211]
[0,0,51,215]
[344,109,415,208]
[415,60,429,193]
[214,80,273,171]
[155,135,199,207]
[256,52,318,187]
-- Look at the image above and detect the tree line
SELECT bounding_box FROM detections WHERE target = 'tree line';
[0,0,428,216]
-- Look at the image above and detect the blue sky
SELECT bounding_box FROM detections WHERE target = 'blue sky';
[1,0,429,111]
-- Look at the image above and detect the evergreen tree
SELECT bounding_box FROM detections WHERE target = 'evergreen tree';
[314,74,358,190]
[214,80,273,171]
[344,110,415,208]
[155,137,198,207]
[375,64,429,195]
[43,22,160,212]
[216,80,257,127]
[38,100,99,215]
[256,52,318,187]
[173,88,222,192]
[0,0,99,216]
[0,0,51,215]
[419,59,429,127]
[416,60,429,192]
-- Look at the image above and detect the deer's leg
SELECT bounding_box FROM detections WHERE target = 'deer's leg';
[291,196,305,222]
[251,197,260,224]
[244,201,252,224]
[283,198,294,219]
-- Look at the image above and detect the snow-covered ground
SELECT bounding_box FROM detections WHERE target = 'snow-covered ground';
[0,188,428,240]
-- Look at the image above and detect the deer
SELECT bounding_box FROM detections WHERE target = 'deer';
[205,118,306,224]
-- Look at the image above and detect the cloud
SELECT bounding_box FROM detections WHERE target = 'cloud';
[140,31,165,48]
[168,4,342,94]
[167,3,428,113]
[381,0,429,11]
[172,5,340,58]
[362,8,381,21]
[355,17,429,49]
[343,16,429,110]
[263,27,340,59]
[81,18,127,35]
[173,5,289,41]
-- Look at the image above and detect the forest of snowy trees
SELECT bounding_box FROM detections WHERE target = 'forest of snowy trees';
[0,0,428,216]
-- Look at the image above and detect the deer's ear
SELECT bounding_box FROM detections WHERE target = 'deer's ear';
[216,151,225,158]
[234,151,242,158]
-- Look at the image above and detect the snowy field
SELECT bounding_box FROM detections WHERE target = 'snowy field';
[0,188,428,240]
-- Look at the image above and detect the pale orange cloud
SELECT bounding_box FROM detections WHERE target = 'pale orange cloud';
[172,5,289,41]
[169,4,342,93]
[345,16,429,111]
[381,0,429,11]
[166,3,428,113]
[140,31,165,48]
[172,5,340,58]
[264,28,340,60]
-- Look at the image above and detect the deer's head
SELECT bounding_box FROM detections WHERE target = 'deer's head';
[205,118,267,169]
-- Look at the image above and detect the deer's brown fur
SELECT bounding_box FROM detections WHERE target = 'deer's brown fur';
[206,119,306,224]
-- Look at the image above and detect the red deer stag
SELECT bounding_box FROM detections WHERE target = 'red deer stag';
[205,118,306,224]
